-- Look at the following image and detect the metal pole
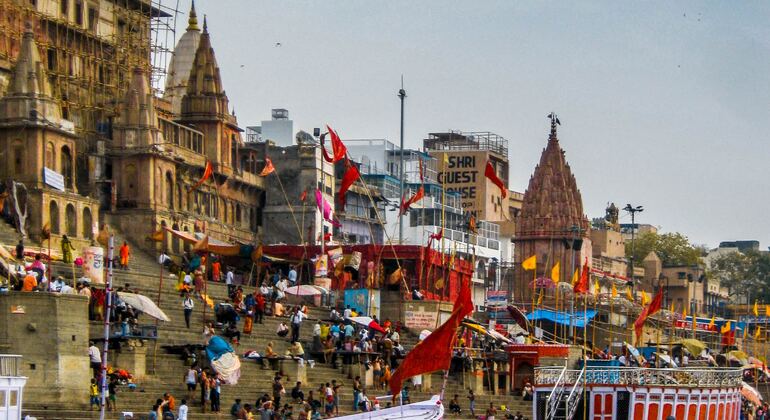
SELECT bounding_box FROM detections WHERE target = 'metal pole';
[569,225,578,339]
[398,80,406,244]
[99,235,115,420]
[629,212,635,294]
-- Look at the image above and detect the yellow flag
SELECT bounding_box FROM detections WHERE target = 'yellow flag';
[593,280,600,296]
[641,291,650,306]
[611,283,618,298]
[669,301,675,312]
[755,327,762,339]
[682,306,687,319]
[743,325,748,339]
[720,321,731,334]
[766,305,770,317]
[551,262,560,285]
[570,269,579,286]
[709,316,715,327]
[753,301,759,317]
[522,255,537,271]
[442,153,449,166]
[625,287,633,302]
[537,289,543,306]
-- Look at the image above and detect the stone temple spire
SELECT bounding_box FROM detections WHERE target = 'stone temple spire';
[0,23,62,124]
[181,16,231,118]
[187,0,198,31]
[517,116,589,239]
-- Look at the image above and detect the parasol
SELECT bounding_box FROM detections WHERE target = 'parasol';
[285,285,325,296]
[678,338,707,357]
[118,292,170,322]
[349,316,386,333]
[419,330,431,341]
[654,352,678,368]
[624,341,646,365]
[742,382,763,406]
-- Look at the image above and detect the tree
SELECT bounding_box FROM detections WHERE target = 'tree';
[709,250,770,303]
[625,231,702,267]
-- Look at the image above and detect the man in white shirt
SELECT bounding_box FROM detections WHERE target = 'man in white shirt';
[288,266,297,286]
[158,252,171,266]
[312,321,322,351]
[225,269,234,292]
[88,342,101,378]
[290,308,305,343]
[177,399,188,420]
[343,305,352,319]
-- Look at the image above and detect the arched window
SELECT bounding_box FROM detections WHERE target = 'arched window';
[49,200,60,235]
[12,140,24,174]
[176,184,183,212]
[82,207,93,239]
[235,204,242,225]
[45,142,55,169]
[65,203,77,237]
[155,167,162,202]
[165,171,174,209]
[60,145,73,189]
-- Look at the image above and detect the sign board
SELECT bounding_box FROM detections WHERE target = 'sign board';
[404,308,439,330]
[485,290,508,307]
[43,167,65,192]
[81,246,105,284]
[343,289,380,319]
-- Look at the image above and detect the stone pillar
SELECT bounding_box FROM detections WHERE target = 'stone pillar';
[113,340,147,378]
[464,359,485,395]
[279,359,307,385]
[422,373,432,393]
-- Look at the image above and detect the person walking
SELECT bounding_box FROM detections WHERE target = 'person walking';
[177,399,188,420]
[182,293,194,329]
[290,307,305,343]
[61,234,74,264]
[184,367,197,403]
[119,241,130,270]
[88,341,101,379]
[467,389,476,417]
[209,377,221,413]
[255,293,265,324]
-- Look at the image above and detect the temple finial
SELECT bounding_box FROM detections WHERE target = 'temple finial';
[187,0,199,31]
[547,112,560,138]
[203,15,208,33]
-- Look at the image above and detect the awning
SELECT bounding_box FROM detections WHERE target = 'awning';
[526,309,597,328]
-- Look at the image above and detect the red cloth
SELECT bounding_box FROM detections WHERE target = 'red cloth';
[321,125,347,163]
[188,161,213,192]
[399,186,424,216]
[337,164,360,210]
[573,258,590,294]
[484,161,507,198]
[259,157,275,176]
[389,278,473,396]
[633,287,664,343]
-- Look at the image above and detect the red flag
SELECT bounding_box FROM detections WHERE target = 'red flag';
[259,157,275,176]
[188,161,213,192]
[484,160,507,198]
[429,229,443,241]
[337,164,360,211]
[399,186,425,216]
[418,157,424,181]
[321,125,347,163]
[573,258,590,294]
[389,279,473,396]
[300,189,308,202]
[633,287,664,342]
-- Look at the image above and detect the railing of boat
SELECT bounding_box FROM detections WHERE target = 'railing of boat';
[565,366,585,420]
[545,363,567,420]
[535,366,743,388]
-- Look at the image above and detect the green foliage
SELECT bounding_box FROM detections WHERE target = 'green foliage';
[709,250,770,302]
[625,231,702,267]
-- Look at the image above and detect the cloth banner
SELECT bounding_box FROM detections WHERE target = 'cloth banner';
[81,246,105,284]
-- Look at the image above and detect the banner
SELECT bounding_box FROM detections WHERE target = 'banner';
[404,308,439,330]
[485,290,508,307]
[81,246,105,284]
[314,254,328,277]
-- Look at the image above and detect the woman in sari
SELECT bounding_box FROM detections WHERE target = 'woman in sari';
[61,235,74,263]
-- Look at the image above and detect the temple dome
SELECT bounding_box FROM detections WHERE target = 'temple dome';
[163,0,201,116]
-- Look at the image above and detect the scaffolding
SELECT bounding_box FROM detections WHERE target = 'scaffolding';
[0,0,178,141]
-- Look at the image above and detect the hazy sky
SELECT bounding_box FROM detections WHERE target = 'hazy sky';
[171,1,770,249]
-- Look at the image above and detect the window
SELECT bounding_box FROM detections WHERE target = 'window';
[61,146,73,188]
[87,6,97,32]
[677,272,686,280]
[82,207,93,239]
[60,0,68,17]
[49,200,60,234]
[74,1,83,26]
[45,142,55,169]
[47,48,56,71]
[165,171,174,209]
[65,204,77,237]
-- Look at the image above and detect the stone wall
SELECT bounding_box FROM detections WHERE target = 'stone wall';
[0,292,90,405]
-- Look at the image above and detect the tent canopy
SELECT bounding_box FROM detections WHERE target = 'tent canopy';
[526,309,597,328]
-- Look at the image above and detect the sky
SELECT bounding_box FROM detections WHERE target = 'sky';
[167,1,770,249]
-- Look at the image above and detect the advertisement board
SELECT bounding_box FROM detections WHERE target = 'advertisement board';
[81,246,104,284]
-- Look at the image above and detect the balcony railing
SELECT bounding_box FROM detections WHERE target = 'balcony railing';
[0,354,22,377]
[535,366,742,388]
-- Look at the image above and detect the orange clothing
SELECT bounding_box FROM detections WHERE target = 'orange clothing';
[119,245,130,265]
[22,274,37,291]
[211,262,221,279]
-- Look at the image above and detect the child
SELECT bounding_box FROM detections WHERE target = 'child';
[89,378,100,410]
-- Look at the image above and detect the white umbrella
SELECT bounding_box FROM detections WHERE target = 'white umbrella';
[349,316,386,333]
[285,285,324,296]
[118,292,170,322]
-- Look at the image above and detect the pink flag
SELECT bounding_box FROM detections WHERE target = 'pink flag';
[315,190,341,227]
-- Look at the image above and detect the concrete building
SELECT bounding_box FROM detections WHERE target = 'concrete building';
[251,109,294,147]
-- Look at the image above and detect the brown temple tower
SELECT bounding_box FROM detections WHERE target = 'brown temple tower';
[514,115,591,302]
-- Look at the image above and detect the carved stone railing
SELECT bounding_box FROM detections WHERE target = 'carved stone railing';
[535,366,742,388]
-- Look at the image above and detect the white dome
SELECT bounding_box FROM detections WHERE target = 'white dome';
[163,4,201,116]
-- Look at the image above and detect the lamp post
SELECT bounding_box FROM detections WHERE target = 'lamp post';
[623,204,644,294]
[398,81,406,244]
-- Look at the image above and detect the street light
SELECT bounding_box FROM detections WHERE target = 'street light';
[623,204,644,293]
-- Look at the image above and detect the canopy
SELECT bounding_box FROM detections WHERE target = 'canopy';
[349,316,386,333]
[526,309,597,328]
[285,285,326,296]
[742,382,763,406]
[163,227,255,258]
[118,292,170,322]
[678,338,707,357]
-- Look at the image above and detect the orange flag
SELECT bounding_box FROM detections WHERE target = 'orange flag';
[259,158,275,176]
[633,287,664,342]
[188,161,213,193]
[192,235,209,252]
[389,278,473,396]
[399,186,425,216]
[321,125,347,163]
[573,258,589,294]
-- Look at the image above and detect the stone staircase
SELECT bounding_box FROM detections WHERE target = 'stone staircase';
[0,221,531,419]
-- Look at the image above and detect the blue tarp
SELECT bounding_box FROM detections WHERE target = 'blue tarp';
[526,309,597,328]
[206,336,234,362]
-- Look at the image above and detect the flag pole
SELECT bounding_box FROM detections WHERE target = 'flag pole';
[98,235,114,420]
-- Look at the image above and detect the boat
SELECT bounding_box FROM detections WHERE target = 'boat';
[533,363,744,420]
[333,395,444,419]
